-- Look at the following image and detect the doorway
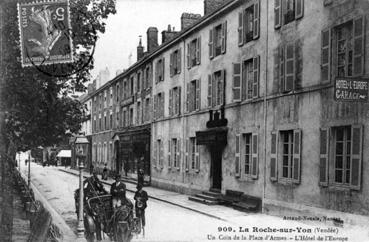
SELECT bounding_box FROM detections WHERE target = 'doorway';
[211,145,222,190]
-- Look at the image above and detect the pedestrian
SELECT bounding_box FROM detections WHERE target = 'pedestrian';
[90,164,94,175]
[134,183,148,235]
[102,163,108,180]
[110,174,127,208]
[137,156,145,186]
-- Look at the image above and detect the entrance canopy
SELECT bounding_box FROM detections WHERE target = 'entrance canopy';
[196,127,228,145]
[56,150,71,158]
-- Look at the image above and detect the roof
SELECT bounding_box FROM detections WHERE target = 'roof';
[57,150,71,158]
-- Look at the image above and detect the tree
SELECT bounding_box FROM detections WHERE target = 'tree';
[1,0,116,153]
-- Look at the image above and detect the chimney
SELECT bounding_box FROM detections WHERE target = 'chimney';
[137,36,144,61]
[161,24,178,43]
[181,13,202,30]
[146,27,158,53]
[204,0,228,15]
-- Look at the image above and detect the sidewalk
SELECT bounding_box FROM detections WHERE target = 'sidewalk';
[58,167,246,222]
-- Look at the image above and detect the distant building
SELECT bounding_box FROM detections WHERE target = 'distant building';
[96,67,110,89]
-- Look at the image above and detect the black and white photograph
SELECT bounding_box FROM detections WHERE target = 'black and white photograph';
[1,0,369,241]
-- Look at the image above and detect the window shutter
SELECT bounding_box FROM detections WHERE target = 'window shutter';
[186,83,190,112]
[178,86,182,115]
[319,128,329,187]
[238,11,244,46]
[185,139,189,171]
[270,131,278,181]
[295,39,302,90]
[295,0,304,19]
[177,139,181,168]
[155,62,158,84]
[169,89,173,116]
[251,133,258,179]
[321,28,331,83]
[178,48,182,74]
[148,66,152,88]
[350,125,363,190]
[196,37,201,65]
[353,16,365,77]
[212,74,217,106]
[162,92,165,118]
[274,48,280,93]
[233,63,241,102]
[162,58,165,82]
[253,56,260,98]
[168,140,171,168]
[153,95,157,120]
[195,79,200,111]
[285,43,294,92]
[221,21,227,54]
[235,134,241,177]
[187,43,191,69]
[253,0,260,39]
[170,53,173,77]
[292,129,301,184]
[220,70,225,105]
[195,142,200,170]
[160,141,164,167]
[208,74,213,107]
[279,45,285,92]
[274,0,281,29]
[209,28,214,59]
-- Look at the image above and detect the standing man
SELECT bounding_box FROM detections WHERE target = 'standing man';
[137,156,145,186]
[134,183,148,235]
[110,174,126,208]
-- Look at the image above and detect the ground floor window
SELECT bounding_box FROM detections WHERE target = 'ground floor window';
[235,133,258,179]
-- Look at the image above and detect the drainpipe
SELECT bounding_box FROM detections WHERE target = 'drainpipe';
[262,0,270,213]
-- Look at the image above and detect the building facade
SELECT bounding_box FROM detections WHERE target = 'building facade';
[88,0,369,217]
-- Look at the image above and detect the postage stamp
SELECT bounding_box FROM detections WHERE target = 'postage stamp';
[17,0,73,67]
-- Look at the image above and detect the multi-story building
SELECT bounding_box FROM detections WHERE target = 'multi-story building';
[88,0,369,217]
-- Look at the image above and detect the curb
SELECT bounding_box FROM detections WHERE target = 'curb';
[59,169,227,222]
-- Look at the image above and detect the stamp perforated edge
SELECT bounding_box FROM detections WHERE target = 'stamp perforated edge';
[17,0,74,68]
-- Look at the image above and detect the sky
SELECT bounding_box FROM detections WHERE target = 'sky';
[90,0,203,80]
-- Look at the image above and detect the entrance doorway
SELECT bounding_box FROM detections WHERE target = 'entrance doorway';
[211,145,222,190]
[114,141,120,173]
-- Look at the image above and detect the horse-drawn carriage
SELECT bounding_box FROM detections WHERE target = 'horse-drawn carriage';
[75,187,141,242]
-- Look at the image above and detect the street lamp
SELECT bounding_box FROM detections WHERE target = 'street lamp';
[75,136,89,241]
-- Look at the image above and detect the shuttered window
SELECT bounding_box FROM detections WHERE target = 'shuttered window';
[235,134,241,177]
[188,38,201,68]
[251,133,259,179]
[187,80,199,112]
[239,1,260,45]
[221,21,227,54]
[253,56,260,98]
[207,74,212,107]
[185,138,189,171]
[319,128,329,187]
[238,11,244,46]
[209,28,214,59]
[167,139,171,168]
[170,48,181,76]
[353,16,365,76]
[276,0,303,27]
[321,29,331,83]
[253,1,260,39]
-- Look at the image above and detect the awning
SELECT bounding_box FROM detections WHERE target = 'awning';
[196,127,228,145]
[56,150,71,158]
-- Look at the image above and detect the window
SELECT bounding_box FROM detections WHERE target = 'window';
[274,0,303,29]
[136,101,141,124]
[144,98,150,122]
[187,37,201,69]
[123,109,126,127]
[270,129,301,183]
[93,116,96,133]
[109,142,113,164]
[104,112,107,130]
[99,94,102,109]
[93,97,97,111]
[168,138,180,169]
[232,57,260,102]
[129,108,133,126]
[320,125,362,190]
[110,87,113,106]
[137,72,141,93]
[154,92,165,119]
[145,66,151,89]
[208,70,225,107]
[235,133,258,178]
[170,49,181,76]
[155,58,165,83]
[116,109,119,128]
[321,17,364,83]
[116,83,120,102]
[185,137,200,171]
[169,87,181,116]
[104,90,107,108]
[103,142,107,164]
[238,1,260,46]
[99,114,102,131]
[109,110,113,130]
[209,22,227,58]
[130,77,134,96]
[186,79,200,112]
[156,139,163,167]
[123,81,127,99]
[274,41,302,93]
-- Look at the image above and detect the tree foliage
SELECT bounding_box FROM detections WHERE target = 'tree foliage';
[2,0,116,151]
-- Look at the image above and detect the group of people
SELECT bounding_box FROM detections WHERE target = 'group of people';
[85,168,148,233]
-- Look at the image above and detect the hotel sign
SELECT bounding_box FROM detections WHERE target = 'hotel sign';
[334,78,368,102]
